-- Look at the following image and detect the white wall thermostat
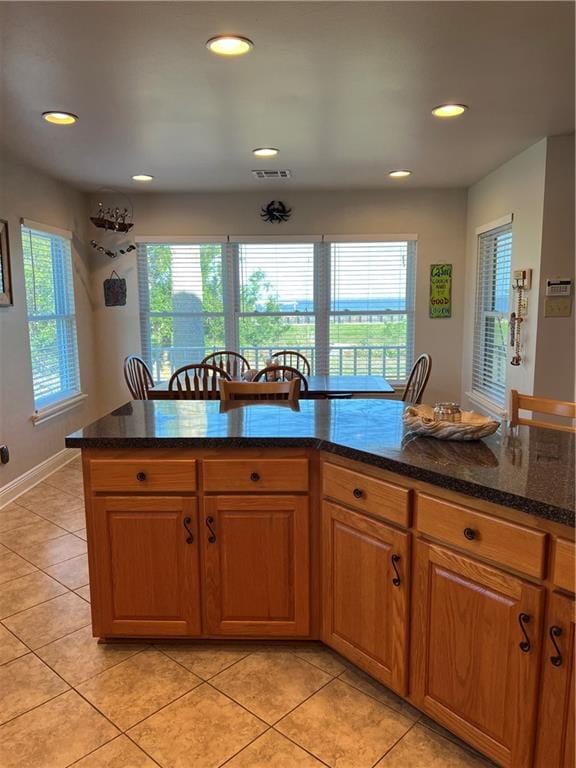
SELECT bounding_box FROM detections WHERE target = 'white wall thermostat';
[546,278,572,297]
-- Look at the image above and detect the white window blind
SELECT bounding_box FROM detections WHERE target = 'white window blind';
[472,223,512,407]
[21,224,81,410]
[138,238,417,384]
[329,241,416,381]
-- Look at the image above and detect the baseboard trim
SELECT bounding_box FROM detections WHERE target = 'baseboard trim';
[0,448,79,509]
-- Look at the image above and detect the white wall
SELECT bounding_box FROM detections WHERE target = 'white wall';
[461,140,548,413]
[0,151,98,487]
[91,188,467,412]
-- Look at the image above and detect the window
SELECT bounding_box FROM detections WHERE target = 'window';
[22,223,81,411]
[472,222,512,407]
[138,238,416,384]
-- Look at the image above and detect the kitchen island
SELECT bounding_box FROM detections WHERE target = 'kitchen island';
[67,399,575,768]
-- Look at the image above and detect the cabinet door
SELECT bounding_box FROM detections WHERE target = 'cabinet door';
[90,496,201,637]
[411,538,544,768]
[203,496,309,636]
[535,592,575,768]
[322,501,410,694]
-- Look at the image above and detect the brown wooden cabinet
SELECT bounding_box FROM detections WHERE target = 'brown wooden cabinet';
[411,538,544,768]
[203,495,310,636]
[534,591,575,768]
[322,500,410,694]
[90,496,202,637]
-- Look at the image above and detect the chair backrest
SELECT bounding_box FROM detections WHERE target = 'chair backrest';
[254,365,309,392]
[168,364,231,400]
[270,350,311,375]
[123,355,154,400]
[201,350,251,378]
[402,353,432,404]
[509,390,576,433]
[220,378,301,401]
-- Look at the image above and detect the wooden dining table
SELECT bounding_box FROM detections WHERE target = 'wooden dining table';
[147,374,395,400]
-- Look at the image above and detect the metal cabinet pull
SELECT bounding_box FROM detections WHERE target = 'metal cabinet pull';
[518,612,531,652]
[463,527,476,541]
[183,516,194,544]
[205,516,216,543]
[549,625,563,667]
[250,472,260,482]
[391,554,401,587]
[136,471,146,482]
[353,488,364,499]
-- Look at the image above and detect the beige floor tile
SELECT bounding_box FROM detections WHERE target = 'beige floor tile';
[375,723,493,767]
[16,532,87,567]
[75,527,88,540]
[277,679,413,768]
[0,690,119,768]
[45,553,89,589]
[37,626,147,686]
[226,728,326,767]
[14,481,82,513]
[0,503,45,533]
[156,641,253,679]
[36,506,87,533]
[77,649,201,730]
[75,584,91,602]
[0,571,68,619]
[339,668,421,720]
[0,652,69,724]
[417,717,497,765]
[0,543,9,556]
[211,650,331,724]
[129,683,267,768]
[69,735,159,767]
[0,625,28,665]
[0,549,38,585]
[0,517,68,550]
[291,644,348,676]
[3,591,91,649]
[44,468,85,497]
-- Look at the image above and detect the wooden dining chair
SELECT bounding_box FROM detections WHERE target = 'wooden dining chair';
[201,350,251,378]
[220,378,301,401]
[509,390,576,433]
[254,365,309,393]
[270,350,311,375]
[168,364,231,400]
[124,355,154,400]
[402,353,432,404]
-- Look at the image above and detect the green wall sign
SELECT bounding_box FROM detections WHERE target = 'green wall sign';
[429,263,452,318]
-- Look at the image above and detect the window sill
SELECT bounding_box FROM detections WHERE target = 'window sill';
[31,393,87,426]
[465,391,507,420]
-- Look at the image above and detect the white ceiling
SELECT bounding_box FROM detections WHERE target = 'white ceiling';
[0,1,573,192]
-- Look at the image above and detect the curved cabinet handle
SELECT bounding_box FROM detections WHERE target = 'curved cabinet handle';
[391,553,401,587]
[183,516,194,544]
[549,625,563,667]
[136,471,147,482]
[353,488,364,499]
[518,612,531,653]
[205,516,216,543]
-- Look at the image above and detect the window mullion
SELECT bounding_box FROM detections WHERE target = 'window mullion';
[314,241,330,374]
[224,241,239,352]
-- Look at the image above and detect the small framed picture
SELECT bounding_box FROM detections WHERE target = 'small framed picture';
[0,219,13,307]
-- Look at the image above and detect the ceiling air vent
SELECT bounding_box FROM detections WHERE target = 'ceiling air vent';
[251,169,292,180]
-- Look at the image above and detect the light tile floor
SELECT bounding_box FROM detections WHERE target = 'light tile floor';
[0,458,496,768]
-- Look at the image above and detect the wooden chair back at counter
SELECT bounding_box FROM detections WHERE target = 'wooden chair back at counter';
[254,365,309,393]
[169,364,231,400]
[509,389,576,433]
[124,355,154,400]
[402,353,432,404]
[220,378,301,401]
[201,350,251,378]
[270,350,311,375]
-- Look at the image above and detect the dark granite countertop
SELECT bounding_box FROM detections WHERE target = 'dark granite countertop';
[66,399,575,527]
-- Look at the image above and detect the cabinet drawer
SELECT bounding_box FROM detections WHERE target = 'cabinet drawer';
[552,538,575,592]
[202,459,308,492]
[323,462,410,527]
[90,459,197,493]
[416,493,546,578]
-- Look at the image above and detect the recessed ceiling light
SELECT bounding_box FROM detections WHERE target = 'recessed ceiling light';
[252,147,279,157]
[42,111,78,125]
[206,35,254,56]
[388,169,412,178]
[431,104,468,118]
[132,174,154,182]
